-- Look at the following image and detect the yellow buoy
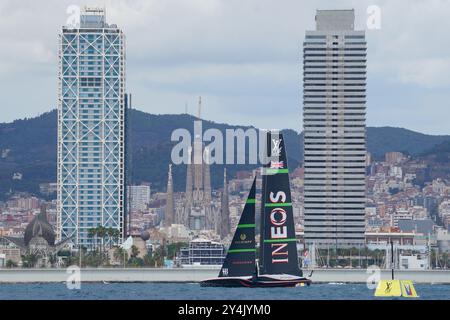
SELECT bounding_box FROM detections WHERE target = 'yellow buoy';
[374,243,419,298]
[400,280,419,298]
[374,280,419,298]
[374,280,402,297]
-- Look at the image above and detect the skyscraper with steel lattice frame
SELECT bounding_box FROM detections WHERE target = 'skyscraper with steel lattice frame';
[303,10,366,248]
[57,8,126,248]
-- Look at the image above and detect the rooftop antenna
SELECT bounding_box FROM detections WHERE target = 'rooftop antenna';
[197,96,202,120]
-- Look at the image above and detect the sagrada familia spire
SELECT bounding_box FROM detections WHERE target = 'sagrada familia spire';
[219,168,231,238]
[165,164,175,227]
[175,97,218,231]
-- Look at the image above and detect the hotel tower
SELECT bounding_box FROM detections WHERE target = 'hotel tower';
[57,8,126,247]
[303,10,366,248]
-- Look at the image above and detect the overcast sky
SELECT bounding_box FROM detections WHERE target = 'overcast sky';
[1,0,450,134]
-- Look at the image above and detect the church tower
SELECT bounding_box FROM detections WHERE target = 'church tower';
[178,97,217,232]
[165,164,175,227]
[220,168,231,238]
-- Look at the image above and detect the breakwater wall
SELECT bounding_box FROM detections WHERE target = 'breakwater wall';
[0,268,449,284]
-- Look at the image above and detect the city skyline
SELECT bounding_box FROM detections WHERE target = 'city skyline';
[1,1,450,305]
[1,0,450,135]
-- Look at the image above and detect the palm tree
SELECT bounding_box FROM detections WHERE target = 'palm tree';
[442,252,448,269]
[131,245,140,258]
[22,254,38,268]
[107,228,121,249]
[114,247,128,267]
[6,260,17,268]
[96,226,107,254]
[152,247,165,268]
[373,249,381,267]
[115,229,121,245]
[88,227,98,251]
[430,249,437,269]
[349,247,357,268]
[361,247,370,268]
[106,228,113,249]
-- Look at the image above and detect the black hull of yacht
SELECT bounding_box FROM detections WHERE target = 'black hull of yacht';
[200,276,312,288]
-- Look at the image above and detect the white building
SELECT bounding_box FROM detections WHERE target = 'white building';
[303,10,366,247]
[163,224,191,242]
[128,185,151,211]
[389,166,403,179]
[432,178,446,194]
[399,254,428,270]
[57,8,126,247]
[178,238,225,267]
[392,209,412,227]
[438,200,450,228]
[436,228,450,252]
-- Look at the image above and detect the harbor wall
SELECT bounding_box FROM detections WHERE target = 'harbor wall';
[0,268,449,283]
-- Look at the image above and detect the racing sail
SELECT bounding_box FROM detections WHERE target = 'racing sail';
[219,177,257,277]
[260,131,302,276]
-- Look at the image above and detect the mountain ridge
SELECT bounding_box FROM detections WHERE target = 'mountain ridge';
[1,109,449,199]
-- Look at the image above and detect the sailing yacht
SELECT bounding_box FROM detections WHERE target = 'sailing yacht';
[201,132,312,288]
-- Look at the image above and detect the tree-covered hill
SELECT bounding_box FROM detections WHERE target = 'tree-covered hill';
[1,109,449,199]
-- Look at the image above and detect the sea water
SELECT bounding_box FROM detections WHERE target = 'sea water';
[0,283,449,300]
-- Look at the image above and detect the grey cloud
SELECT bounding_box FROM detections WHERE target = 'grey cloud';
[0,0,450,134]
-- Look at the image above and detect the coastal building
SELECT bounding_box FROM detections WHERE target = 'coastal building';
[397,219,434,235]
[436,228,450,252]
[39,183,58,196]
[385,152,406,164]
[128,185,151,212]
[7,196,41,211]
[1,205,71,267]
[303,9,367,248]
[177,238,226,267]
[0,246,21,265]
[57,7,126,247]
[365,231,415,246]
[162,224,191,243]
[399,254,429,270]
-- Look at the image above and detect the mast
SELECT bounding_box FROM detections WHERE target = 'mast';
[327,244,330,268]
[311,242,316,269]
[259,153,267,273]
[391,240,394,280]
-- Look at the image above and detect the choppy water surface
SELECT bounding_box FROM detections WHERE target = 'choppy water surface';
[0,283,449,300]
